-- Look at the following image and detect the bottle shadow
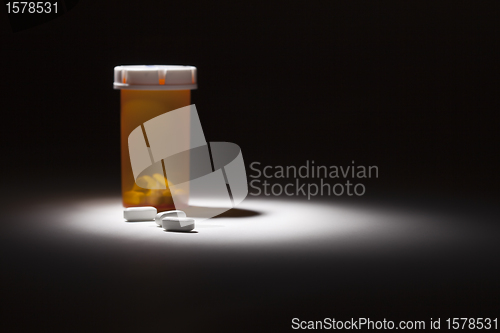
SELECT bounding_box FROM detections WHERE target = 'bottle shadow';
[162,230,199,234]
[185,206,262,219]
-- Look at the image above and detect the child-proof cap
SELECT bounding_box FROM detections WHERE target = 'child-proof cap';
[114,65,197,90]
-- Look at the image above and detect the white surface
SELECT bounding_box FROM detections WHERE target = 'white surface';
[5,193,498,333]
[51,197,462,253]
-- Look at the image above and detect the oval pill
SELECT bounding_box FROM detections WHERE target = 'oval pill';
[155,210,187,226]
[124,206,157,221]
[162,217,195,232]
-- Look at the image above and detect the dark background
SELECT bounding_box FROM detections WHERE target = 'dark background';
[1,1,499,332]
[1,0,499,196]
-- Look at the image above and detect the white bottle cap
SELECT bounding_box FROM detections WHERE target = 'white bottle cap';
[114,65,197,90]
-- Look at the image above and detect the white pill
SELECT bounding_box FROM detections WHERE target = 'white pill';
[124,206,157,222]
[162,217,195,232]
[155,210,187,226]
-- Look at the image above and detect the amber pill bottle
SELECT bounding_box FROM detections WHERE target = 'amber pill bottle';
[113,65,197,211]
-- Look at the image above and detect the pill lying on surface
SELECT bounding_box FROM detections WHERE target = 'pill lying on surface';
[124,206,157,221]
[162,217,195,232]
[155,210,187,226]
